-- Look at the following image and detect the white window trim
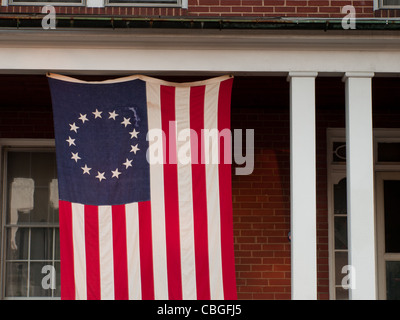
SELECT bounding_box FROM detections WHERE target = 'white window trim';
[327,128,400,300]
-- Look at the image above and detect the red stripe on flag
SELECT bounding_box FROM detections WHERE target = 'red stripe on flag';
[138,201,155,300]
[161,85,183,300]
[59,200,75,300]
[190,85,211,300]
[112,205,129,300]
[84,205,101,300]
[217,78,237,299]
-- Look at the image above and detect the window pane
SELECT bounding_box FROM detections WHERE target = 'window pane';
[334,178,347,215]
[108,0,177,3]
[334,216,348,250]
[386,261,400,300]
[332,142,346,163]
[6,227,29,260]
[6,151,58,226]
[5,262,28,297]
[378,143,400,162]
[7,152,32,225]
[31,153,57,187]
[55,262,61,297]
[335,287,349,300]
[335,251,348,286]
[383,0,400,5]
[6,152,30,187]
[55,228,60,260]
[29,262,54,297]
[31,187,51,224]
[384,180,400,253]
[30,228,53,261]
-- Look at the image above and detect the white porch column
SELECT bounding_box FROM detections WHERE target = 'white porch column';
[287,72,318,300]
[343,72,377,300]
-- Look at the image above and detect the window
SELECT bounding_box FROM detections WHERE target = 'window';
[327,129,348,300]
[106,0,181,6]
[1,140,59,299]
[379,0,400,8]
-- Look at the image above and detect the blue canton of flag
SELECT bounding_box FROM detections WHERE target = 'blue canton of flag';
[49,77,150,206]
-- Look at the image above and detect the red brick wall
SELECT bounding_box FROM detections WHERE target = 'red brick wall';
[232,106,292,300]
[2,0,400,18]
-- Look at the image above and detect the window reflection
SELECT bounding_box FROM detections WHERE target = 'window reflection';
[386,262,400,300]
[4,151,59,299]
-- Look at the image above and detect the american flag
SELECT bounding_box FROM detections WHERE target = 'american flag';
[48,73,237,300]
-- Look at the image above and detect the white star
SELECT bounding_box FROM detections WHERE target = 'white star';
[108,110,119,120]
[79,113,89,123]
[96,171,106,182]
[69,123,79,133]
[93,109,103,119]
[66,136,76,146]
[123,158,133,169]
[111,168,122,179]
[81,164,91,175]
[121,117,131,127]
[130,144,140,154]
[71,152,81,162]
[129,128,139,139]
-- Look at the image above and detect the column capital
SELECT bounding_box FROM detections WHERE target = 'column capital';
[286,72,318,82]
[342,72,375,82]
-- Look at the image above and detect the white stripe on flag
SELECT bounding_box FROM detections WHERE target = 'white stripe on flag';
[72,202,87,300]
[175,86,197,300]
[98,205,115,300]
[204,82,224,300]
[125,202,142,300]
[146,81,169,299]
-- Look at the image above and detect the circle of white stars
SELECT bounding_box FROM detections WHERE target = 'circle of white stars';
[66,109,140,182]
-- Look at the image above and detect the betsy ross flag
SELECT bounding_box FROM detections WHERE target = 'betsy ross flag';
[47,73,237,300]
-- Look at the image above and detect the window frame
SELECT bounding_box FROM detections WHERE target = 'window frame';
[0,139,58,300]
